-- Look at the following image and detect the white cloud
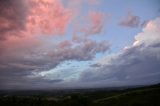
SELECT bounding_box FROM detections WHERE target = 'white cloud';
[134,18,160,46]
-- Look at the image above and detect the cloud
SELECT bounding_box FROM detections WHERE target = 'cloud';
[0,36,109,89]
[88,0,101,5]
[2,0,159,89]
[0,0,74,40]
[26,0,73,35]
[0,37,109,69]
[64,0,101,7]
[0,0,29,40]
[86,12,104,35]
[134,19,160,45]
[141,20,149,27]
[73,12,108,37]
[119,11,140,28]
[79,17,160,86]
[0,0,106,41]
[0,0,109,89]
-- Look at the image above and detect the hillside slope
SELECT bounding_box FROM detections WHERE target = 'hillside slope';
[93,87,160,106]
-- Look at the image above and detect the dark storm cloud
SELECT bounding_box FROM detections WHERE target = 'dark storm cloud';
[0,0,28,40]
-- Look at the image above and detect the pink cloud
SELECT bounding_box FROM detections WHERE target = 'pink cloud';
[75,12,105,36]
[26,0,73,35]
[87,12,104,35]
[0,0,74,41]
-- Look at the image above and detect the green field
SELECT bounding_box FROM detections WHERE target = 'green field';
[0,84,160,106]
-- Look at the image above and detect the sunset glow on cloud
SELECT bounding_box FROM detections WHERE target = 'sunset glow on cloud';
[0,0,160,89]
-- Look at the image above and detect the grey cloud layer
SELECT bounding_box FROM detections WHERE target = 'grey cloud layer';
[79,17,160,87]
[0,38,109,89]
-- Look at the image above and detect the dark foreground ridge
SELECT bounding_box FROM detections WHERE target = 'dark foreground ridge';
[0,83,160,106]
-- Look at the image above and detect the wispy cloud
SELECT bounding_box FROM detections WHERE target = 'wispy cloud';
[119,11,140,28]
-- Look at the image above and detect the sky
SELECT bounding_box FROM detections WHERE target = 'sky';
[0,0,160,89]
